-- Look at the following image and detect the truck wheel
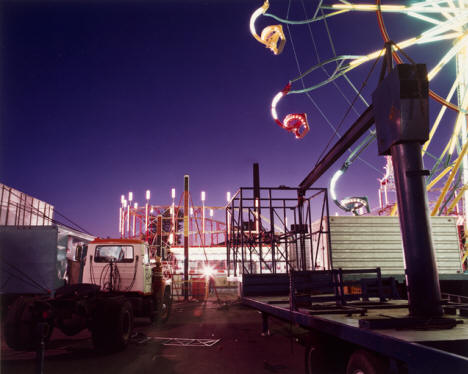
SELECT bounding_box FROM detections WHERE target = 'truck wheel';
[156,287,172,325]
[91,299,133,353]
[4,297,53,351]
[346,349,388,374]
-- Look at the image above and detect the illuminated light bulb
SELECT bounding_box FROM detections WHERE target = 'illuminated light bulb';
[271,83,309,139]
[227,192,231,202]
[171,188,176,199]
[150,207,154,213]
[190,207,193,216]
[201,191,206,201]
[271,83,292,126]
[284,113,309,139]
[121,195,125,204]
[260,25,286,55]
[249,1,286,55]
[210,209,214,217]
[202,265,215,278]
[128,192,133,202]
[134,202,138,209]
[146,190,151,200]
[123,200,127,208]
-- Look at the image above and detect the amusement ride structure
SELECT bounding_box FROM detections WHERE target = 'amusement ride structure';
[250,0,468,228]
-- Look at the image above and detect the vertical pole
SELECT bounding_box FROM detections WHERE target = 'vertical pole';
[157,214,163,258]
[391,143,442,317]
[253,163,261,273]
[184,175,190,301]
[126,205,130,237]
[119,207,122,237]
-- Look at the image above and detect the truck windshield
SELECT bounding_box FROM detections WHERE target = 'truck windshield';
[95,245,134,263]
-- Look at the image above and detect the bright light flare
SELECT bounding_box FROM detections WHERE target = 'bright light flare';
[128,192,133,202]
[146,190,151,200]
[202,265,215,278]
[171,188,176,199]
[201,191,206,201]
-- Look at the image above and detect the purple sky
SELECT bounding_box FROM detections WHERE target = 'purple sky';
[1,1,451,236]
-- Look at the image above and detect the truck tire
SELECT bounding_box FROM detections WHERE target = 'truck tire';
[91,299,133,353]
[4,297,53,351]
[346,349,388,374]
[158,287,172,324]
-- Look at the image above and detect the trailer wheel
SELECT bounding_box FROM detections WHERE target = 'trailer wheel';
[346,349,388,374]
[305,342,346,374]
[4,297,53,351]
[91,299,133,353]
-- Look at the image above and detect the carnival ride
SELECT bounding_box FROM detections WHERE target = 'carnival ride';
[249,0,468,228]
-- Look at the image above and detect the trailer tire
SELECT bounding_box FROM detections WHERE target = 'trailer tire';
[305,344,338,374]
[346,349,388,374]
[91,299,133,353]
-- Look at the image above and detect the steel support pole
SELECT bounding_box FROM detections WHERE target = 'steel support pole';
[184,175,189,301]
[391,143,443,317]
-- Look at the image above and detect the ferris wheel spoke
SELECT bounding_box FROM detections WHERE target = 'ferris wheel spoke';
[423,75,461,153]
[428,34,468,81]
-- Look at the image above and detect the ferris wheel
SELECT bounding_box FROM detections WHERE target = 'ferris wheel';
[249,0,468,220]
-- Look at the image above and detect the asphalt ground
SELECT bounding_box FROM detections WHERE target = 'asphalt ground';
[1,292,308,374]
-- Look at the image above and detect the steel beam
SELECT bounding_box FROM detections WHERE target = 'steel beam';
[299,105,374,193]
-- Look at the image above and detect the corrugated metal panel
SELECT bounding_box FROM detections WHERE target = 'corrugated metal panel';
[0,183,54,226]
[328,216,462,275]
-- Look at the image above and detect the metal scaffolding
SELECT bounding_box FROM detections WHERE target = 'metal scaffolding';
[226,186,332,276]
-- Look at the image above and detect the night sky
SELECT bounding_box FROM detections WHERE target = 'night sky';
[1,0,452,236]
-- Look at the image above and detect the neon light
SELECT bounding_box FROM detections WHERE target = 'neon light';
[249,0,286,55]
[270,83,309,139]
[329,169,344,201]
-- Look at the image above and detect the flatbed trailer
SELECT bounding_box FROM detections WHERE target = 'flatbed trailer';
[242,274,468,374]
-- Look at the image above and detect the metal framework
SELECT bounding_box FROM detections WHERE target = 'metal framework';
[120,202,226,248]
[226,186,331,276]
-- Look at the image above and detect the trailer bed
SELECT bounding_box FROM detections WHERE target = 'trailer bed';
[243,293,468,373]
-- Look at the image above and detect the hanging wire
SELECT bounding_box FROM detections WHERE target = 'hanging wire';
[2,188,93,236]
[284,0,380,173]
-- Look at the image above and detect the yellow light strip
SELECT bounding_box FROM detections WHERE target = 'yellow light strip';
[407,11,443,25]
[423,75,461,153]
[446,184,468,213]
[428,34,468,81]
[448,86,468,154]
[331,4,406,11]
[431,139,468,216]
[427,165,453,191]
